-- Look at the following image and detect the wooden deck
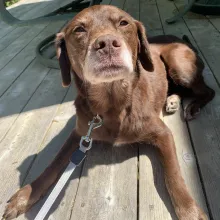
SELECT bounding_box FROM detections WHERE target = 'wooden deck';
[0,0,220,219]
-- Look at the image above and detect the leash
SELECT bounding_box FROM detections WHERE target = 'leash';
[34,115,103,220]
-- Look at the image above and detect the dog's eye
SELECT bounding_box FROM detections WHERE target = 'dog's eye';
[73,26,86,33]
[119,20,129,26]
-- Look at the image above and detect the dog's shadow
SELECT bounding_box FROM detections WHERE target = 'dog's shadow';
[17,115,177,220]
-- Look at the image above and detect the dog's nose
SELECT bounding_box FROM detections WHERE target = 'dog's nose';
[93,35,121,52]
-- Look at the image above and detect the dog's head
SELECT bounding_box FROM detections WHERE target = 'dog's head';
[55,5,154,86]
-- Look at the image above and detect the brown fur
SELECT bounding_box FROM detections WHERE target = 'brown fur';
[3,5,215,220]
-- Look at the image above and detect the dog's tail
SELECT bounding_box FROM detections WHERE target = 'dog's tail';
[182,35,198,54]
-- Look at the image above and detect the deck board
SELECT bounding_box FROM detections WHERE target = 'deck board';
[140,0,163,36]
[174,1,220,85]
[0,27,29,52]
[0,3,34,38]
[70,2,138,220]
[207,15,220,33]
[124,0,139,19]
[0,0,68,39]
[0,20,65,97]
[0,61,49,141]
[157,0,220,218]
[70,143,138,220]
[0,23,49,70]
[138,1,176,219]
[164,111,209,214]
[18,86,82,220]
[173,2,220,219]
[110,0,126,8]
[0,69,68,216]
[139,0,209,218]
[0,0,220,219]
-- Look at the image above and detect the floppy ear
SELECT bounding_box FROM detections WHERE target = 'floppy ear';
[135,21,154,72]
[55,32,71,87]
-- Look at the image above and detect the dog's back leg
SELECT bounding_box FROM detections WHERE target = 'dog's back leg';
[161,44,215,120]
[184,77,215,120]
[166,94,181,114]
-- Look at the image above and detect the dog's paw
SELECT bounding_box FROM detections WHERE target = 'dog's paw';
[176,203,208,220]
[2,185,32,220]
[184,102,201,121]
[166,94,181,114]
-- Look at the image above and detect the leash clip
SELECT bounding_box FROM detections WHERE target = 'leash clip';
[79,114,103,153]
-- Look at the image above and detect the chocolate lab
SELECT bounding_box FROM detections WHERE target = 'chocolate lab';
[3,5,214,220]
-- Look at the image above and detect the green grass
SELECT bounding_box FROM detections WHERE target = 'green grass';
[5,0,20,7]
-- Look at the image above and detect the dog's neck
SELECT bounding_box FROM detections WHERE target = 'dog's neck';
[73,72,138,116]
[87,79,134,115]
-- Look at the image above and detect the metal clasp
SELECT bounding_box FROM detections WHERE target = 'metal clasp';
[79,115,103,153]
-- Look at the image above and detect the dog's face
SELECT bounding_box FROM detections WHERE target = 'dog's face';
[56,5,154,86]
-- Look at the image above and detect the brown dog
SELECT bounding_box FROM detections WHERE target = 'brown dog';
[3,5,214,220]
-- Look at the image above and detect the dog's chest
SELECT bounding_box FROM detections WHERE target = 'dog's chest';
[88,81,132,114]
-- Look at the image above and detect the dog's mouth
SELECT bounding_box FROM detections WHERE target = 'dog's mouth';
[94,59,128,75]
[84,48,134,83]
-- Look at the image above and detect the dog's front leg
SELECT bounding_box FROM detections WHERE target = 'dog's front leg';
[145,118,207,220]
[3,129,81,220]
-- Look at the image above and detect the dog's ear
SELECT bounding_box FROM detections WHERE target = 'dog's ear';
[135,21,154,72]
[55,32,71,87]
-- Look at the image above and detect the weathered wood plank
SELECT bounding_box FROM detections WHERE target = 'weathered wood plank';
[172,2,220,219]
[101,0,111,4]
[0,0,38,39]
[174,1,220,86]
[0,69,68,217]
[0,61,49,142]
[142,0,157,5]
[182,70,220,220]
[69,2,137,220]
[0,27,29,51]
[17,86,82,220]
[0,0,89,42]
[8,0,50,18]
[0,19,65,141]
[207,15,220,33]
[0,0,67,51]
[70,143,138,220]
[139,143,176,220]
[0,0,65,39]
[138,0,210,219]
[23,0,68,20]
[138,0,176,219]
[9,0,72,20]
[123,0,139,19]
[157,0,220,219]
[140,107,210,219]
[164,110,209,215]
[138,1,175,219]
[156,0,190,37]
[110,0,126,8]
[23,85,77,185]
[0,23,49,70]
[0,23,15,40]
[0,20,65,97]
[0,0,72,71]
[140,0,163,36]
